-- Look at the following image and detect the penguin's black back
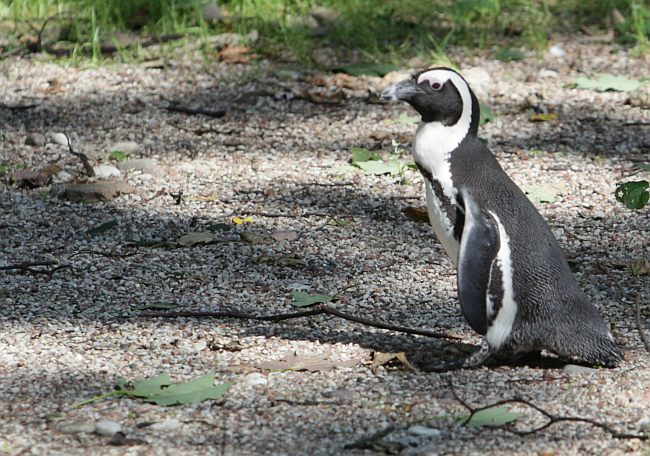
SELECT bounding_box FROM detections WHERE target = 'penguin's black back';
[450,136,622,366]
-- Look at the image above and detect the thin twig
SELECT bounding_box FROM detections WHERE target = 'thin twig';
[447,379,648,440]
[139,303,461,340]
[68,250,138,259]
[635,293,650,354]
[165,103,226,118]
[0,261,72,277]
[63,133,94,177]
[0,102,41,110]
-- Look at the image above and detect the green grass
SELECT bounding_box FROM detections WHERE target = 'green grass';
[0,0,648,63]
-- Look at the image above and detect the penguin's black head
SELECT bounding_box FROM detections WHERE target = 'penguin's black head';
[381,67,480,136]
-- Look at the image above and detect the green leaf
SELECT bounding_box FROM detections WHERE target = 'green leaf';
[615,180,649,210]
[142,373,232,406]
[354,159,402,176]
[495,47,524,62]
[575,74,641,92]
[479,102,494,126]
[333,62,399,77]
[130,372,172,397]
[350,147,382,163]
[86,219,118,236]
[636,163,650,172]
[115,377,128,389]
[291,291,335,307]
[109,150,128,162]
[0,164,8,176]
[397,114,419,124]
[524,184,560,203]
[466,406,522,427]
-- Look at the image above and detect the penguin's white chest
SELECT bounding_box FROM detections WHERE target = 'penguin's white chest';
[414,122,463,265]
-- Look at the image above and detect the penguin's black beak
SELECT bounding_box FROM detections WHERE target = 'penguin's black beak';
[380,79,422,101]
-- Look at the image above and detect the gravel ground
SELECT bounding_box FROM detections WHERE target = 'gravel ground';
[1,40,649,455]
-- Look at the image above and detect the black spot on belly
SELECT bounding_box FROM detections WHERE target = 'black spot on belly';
[415,162,457,228]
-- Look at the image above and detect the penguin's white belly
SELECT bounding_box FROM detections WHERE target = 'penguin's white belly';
[425,181,459,265]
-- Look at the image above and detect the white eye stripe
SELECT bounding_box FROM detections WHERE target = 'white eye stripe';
[417,71,449,91]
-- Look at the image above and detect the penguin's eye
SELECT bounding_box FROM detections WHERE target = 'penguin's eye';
[431,82,442,91]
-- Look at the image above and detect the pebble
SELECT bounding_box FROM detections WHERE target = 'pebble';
[244,373,268,386]
[271,230,299,242]
[562,364,598,375]
[149,419,181,431]
[539,69,559,79]
[549,45,566,57]
[58,421,96,434]
[25,132,45,147]
[116,158,163,177]
[50,132,69,146]
[407,425,443,438]
[94,420,122,436]
[93,164,122,179]
[109,141,140,155]
[322,389,354,400]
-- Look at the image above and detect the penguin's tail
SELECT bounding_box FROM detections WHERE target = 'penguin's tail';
[551,317,623,368]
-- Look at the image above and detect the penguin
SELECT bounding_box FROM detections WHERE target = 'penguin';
[380,67,623,368]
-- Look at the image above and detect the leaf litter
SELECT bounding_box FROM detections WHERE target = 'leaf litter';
[258,351,363,372]
[74,372,232,407]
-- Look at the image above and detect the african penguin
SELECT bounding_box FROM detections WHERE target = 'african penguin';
[381,67,623,368]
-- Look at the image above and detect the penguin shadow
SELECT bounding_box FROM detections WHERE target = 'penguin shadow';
[237,318,574,372]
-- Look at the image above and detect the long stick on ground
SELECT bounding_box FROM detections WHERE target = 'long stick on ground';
[139,303,462,340]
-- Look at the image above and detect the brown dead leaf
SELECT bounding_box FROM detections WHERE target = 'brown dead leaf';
[219,44,257,63]
[8,168,52,188]
[403,206,429,223]
[370,351,417,374]
[300,88,345,105]
[225,365,257,374]
[258,351,362,372]
[333,73,368,90]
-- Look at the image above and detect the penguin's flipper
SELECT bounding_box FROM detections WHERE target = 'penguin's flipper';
[457,191,500,335]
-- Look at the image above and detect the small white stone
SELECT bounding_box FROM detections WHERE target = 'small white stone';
[408,425,442,438]
[51,133,69,146]
[94,419,122,436]
[93,164,122,179]
[562,364,598,375]
[59,421,96,434]
[178,163,195,174]
[109,141,140,155]
[244,372,268,386]
[549,45,565,57]
[539,69,559,79]
[150,419,181,431]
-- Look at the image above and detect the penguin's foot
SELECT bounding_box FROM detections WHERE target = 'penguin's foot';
[425,339,492,371]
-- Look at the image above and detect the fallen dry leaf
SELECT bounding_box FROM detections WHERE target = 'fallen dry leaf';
[370,352,417,374]
[219,45,257,63]
[8,168,53,188]
[403,206,429,223]
[299,88,345,105]
[258,351,362,372]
